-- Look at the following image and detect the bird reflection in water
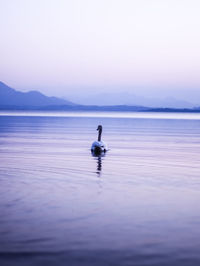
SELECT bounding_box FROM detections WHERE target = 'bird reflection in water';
[91,151,106,177]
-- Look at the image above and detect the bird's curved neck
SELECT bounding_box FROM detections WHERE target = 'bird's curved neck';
[98,128,102,141]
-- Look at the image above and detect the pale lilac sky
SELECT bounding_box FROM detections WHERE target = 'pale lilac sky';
[0,0,200,104]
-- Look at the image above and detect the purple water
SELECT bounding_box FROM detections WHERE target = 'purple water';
[0,112,200,265]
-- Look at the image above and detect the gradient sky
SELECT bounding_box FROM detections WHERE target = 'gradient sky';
[0,0,200,103]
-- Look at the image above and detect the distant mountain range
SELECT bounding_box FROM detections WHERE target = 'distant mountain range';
[0,81,74,108]
[0,81,200,112]
[67,92,196,108]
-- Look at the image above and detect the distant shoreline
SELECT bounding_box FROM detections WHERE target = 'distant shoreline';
[0,105,200,113]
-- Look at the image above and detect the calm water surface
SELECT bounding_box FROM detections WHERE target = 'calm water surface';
[0,112,200,266]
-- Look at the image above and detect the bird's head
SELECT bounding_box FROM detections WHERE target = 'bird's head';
[97,125,102,131]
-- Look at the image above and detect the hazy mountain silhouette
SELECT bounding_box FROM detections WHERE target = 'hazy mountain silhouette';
[0,81,199,112]
[67,92,195,108]
[0,81,74,107]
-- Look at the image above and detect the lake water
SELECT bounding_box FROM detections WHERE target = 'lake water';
[1,111,200,266]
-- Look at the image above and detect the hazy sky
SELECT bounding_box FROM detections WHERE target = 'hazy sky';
[1,0,200,103]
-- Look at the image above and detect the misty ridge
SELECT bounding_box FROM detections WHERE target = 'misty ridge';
[67,92,196,109]
[0,81,200,112]
[0,81,74,107]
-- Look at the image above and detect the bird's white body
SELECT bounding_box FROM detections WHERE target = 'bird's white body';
[91,125,108,154]
[91,141,108,153]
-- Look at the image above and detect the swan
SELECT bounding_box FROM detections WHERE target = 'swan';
[91,125,108,154]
